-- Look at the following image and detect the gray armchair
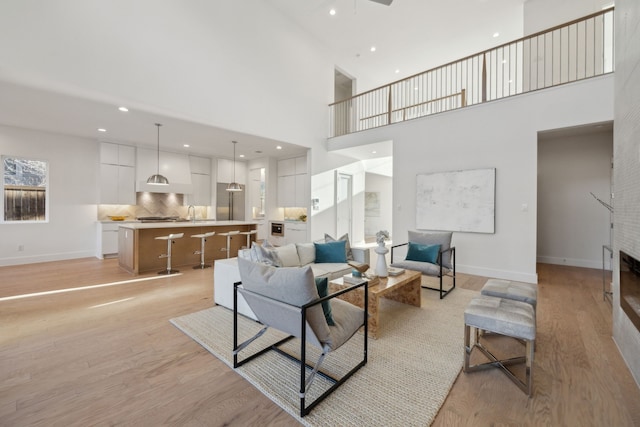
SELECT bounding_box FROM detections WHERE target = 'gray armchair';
[233,257,368,417]
[390,230,456,299]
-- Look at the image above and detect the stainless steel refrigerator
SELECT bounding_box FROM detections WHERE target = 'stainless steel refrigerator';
[216,183,245,220]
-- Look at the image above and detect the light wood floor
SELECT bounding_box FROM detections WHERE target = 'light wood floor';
[1,259,638,426]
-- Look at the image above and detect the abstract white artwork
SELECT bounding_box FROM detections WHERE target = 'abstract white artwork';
[416,168,495,233]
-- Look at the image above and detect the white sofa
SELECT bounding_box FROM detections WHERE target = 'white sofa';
[214,242,370,320]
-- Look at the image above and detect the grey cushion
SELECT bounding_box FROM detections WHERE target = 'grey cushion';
[408,230,453,269]
[325,233,354,261]
[464,295,536,341]
[390,259,449,277]
[251,242,281,267]
[237,258,332,347]
[327,298,365,351]
[296,242,316,265]
[481,279,538,308]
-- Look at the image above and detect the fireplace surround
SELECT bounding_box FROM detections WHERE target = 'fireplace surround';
[620,250,640,332]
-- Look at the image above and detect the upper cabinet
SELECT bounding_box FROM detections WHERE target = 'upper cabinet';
[277,155,308,208]
[136,148,193,194]
[217,158,246,185]
[99,142,136,205]
[187,155,211,206]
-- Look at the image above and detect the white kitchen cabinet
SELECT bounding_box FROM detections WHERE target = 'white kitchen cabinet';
[118,145,136,167]
[189,155,211,175]
[277,155,308,208]
[100,164,135,205]
[100,142,136,204]
[100,142,136,167]
[186,156,211,206]
[217,158,246,185]
[285,222,307,244]
[98,222,120,258]
[277,158,296,177]
[295,156,306,175]
[188,173,211,206]
[277,175,296,207]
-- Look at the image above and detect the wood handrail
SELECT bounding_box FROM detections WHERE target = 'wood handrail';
[359,90,466,122]
[328,8,614,107]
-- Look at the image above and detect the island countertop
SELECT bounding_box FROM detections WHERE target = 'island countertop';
[117,221,258,274]
[117,220,258,230]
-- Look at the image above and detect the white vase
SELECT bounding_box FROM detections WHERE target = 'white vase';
[375,243,389,278]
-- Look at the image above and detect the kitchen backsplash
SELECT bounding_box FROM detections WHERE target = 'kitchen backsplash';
[284,207,308,222]
[98,192,209,221]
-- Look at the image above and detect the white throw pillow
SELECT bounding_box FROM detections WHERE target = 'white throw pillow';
[275,243,301,267]
[296,242,316,265]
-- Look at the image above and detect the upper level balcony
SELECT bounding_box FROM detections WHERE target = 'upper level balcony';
[329,9,614,138]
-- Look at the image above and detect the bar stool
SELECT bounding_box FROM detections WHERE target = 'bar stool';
[155,232,184,275]
[191,231,215,269]
[239,229,258,249]
[218,230,240,258]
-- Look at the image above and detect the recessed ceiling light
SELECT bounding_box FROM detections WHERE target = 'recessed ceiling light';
[502,60,507,64]
[239,154,245,158]
[183,144,190,148]
[276,146,282,150]
[395,69,400,74]
[372,150,377,154]
[370,46,376,52]
[118,106,128,112]
[493,32,500,38]
[98,128,106,132]
[329,8,336,15]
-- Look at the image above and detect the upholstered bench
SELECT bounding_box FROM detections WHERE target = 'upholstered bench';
[463,295,536,396]
[480,278,538,310]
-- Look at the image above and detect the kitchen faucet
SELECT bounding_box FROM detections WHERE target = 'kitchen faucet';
[188,205,196,222]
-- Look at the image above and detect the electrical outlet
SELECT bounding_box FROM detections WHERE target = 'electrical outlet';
[18,245,24,251]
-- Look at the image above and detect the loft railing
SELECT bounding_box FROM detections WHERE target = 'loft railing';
[329,9,614,138]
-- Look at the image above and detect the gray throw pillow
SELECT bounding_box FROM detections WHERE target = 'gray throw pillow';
[251,241,281,267]
[324,233,353,261]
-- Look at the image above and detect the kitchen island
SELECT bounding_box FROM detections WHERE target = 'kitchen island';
[117,220,257,274]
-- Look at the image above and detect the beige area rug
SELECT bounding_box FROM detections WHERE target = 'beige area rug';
[170,287,478,427]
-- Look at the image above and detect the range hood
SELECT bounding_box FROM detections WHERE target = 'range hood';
[136,147,193,194]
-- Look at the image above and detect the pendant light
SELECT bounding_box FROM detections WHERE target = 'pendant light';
[147,123,169,185]
[226,140,243,192]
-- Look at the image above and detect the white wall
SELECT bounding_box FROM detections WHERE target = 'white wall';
[326,74,614,283]
[0,125,99,265]
[612,0,640,387]
[537,131,613,269]
[365,173,393,239]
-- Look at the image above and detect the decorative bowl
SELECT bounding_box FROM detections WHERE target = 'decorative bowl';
[108,215,127,221]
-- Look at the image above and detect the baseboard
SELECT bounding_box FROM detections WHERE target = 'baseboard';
[536,255,608,270]
[0,250,97,267]
[457,264,538,284]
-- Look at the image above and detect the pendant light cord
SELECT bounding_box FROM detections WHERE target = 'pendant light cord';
[156,123,161,175]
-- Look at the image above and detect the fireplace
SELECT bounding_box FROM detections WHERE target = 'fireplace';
[620,250,640,332]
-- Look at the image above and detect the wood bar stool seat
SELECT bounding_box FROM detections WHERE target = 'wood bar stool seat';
[155,232,184,275]
[191,231,215,269]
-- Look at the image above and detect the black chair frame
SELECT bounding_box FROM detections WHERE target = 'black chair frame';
[232,280,368,417]
[390,243,456,299]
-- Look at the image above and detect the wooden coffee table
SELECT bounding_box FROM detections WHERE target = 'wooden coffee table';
[329,269,422,338]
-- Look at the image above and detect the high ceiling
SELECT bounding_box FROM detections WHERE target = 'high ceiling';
[0,0,526,161]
